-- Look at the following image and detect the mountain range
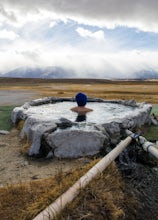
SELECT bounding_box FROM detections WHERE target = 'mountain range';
[1,66,74,79]
[0,66,158,79]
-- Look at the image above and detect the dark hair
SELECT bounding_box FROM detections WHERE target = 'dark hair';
[75,92,87,106]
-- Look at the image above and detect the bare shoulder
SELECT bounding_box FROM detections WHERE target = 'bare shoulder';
[70,107,78,112]
[85,107,93,112]
[71,106,93,114]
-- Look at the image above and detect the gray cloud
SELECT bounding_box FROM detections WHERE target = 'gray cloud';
[0,4,17,22]
[17,50,40,62]
[1,0,158,31]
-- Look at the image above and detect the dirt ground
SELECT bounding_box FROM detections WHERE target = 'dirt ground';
[0,128,91,186]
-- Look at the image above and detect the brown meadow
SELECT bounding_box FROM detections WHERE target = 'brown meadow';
[0,77,158,103]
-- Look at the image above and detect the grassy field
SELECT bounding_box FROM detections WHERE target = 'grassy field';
[146,106,158,140]
[152,105,158,114]
[0,105,17,130]
[0,77,158,103]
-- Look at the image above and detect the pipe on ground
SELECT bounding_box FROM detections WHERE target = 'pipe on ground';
[139,136,158,159]
[33,136,132,220]
[125,130,158,159]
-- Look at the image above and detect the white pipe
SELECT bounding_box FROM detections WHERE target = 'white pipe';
[33,136,132,220]
[139,137,158,159]
[125,130,158,159]
[147,145,158,159]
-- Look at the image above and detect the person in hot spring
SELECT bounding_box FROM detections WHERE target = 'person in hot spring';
[71,92,93,122]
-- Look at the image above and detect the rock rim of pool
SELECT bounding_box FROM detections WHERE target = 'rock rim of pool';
[11,97,152,159]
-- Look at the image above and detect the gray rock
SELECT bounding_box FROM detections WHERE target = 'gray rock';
[56,117,73,129]
[122,99,138,107]
[102,122,121,144]
[11,106,27,124]
[46,130,108,158]
[20,116,57,156]
[150,116,158,126]
[29,97,53,106]
[29,97,74,106]
[0,130,10,135]
[46,150,54,159]
[121,118,135,129]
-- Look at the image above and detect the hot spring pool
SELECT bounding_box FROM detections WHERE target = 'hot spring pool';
[11,97,152,158]
[23,101,138,124]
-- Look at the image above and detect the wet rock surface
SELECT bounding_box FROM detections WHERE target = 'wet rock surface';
[11,97,152,158]
[102,121,121,144]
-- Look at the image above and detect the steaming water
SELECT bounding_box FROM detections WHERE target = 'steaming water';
[25,101,138,124]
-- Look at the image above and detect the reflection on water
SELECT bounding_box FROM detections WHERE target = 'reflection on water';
[25,101,138,124]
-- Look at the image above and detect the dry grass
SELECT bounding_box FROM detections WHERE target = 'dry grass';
[0,160,138,220]
[0,78,158,103]
[16,120,32,154]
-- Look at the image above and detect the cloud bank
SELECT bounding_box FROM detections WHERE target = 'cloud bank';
[0,0,158,78]
[1,45,158,78]
[1,0,158,32]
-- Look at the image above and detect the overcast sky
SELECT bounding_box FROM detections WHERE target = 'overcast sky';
[0,0,158,78]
